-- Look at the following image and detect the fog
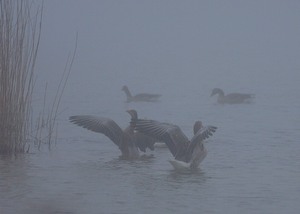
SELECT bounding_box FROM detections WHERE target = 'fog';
[36,0,300,105]
[2,1,300,213]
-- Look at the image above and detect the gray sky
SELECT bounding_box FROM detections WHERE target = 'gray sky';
[35,0,300,108]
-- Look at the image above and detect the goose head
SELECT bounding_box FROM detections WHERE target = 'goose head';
[210,88,224,97]
[126,109,138,120]
[122,85,128,91]
[193,121,203,135]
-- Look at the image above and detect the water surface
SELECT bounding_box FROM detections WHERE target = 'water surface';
[1,1,300,213]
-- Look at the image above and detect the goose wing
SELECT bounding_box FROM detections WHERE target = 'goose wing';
[133,93,161,102]
[134,119,189,157]
[188,125,217,151]
[69,115,123,147]
[135,93,161,99]
[134,132,156,152]
[190,125,217,143]
[227,93,253,99]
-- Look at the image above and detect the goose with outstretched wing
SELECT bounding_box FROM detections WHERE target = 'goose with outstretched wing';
[69,110,155,159]
[134,119,217,169]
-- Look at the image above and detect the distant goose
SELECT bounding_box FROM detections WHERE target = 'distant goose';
[69,110,155,159]
[210,88,255,104]
[122,85,161,103]
[134,118,217,170]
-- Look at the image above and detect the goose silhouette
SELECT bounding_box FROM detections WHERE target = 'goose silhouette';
[133,118,217,169]
[211,88,254,104]
[69,109,155,159]
[122,85,161,103]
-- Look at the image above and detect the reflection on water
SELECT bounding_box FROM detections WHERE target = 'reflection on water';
[167,168,207,182]
[0,155,31,199]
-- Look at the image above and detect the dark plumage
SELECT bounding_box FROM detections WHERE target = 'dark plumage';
[134,119,217,169]
[69,110,155,159]
[122,85,161,103]
[210,88,255,104]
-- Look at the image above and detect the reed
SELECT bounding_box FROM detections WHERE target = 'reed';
[0,0,42,154]
[32,36,77,150]
[0,1,77,155]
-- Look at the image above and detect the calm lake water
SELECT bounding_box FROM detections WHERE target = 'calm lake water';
[1,1,300,213]
[1,66,300,214]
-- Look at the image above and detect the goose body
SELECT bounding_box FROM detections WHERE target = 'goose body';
[211,88,254,104]
[69,110,155,159]
[134,119,217,169]
[122,85,161,103]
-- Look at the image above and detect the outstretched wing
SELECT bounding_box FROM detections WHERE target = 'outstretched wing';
[134,132,156,152]
[69,115,123,146]
[189,125,217,149]
[134,119,189,158]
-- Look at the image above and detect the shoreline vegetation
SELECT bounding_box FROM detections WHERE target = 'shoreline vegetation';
[0,0,76,155]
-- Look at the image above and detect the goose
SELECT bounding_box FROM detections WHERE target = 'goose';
[122,85,161,103]
[69,110,155,159]
[210,88,255,104]
[133,118,217,170]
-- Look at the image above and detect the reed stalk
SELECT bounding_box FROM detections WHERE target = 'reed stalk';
[32,36,77,150]
[0,0,75,155]
[0,0,42,155]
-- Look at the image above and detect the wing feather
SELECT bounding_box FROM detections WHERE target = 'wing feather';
[190,125,217,147]
[135,119,190,157]
[69,115,123,146]
[134,132,156,152]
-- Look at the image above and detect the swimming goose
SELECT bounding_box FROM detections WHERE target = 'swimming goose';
[69,110,155,159]
[133,119,217,169]
[210,88,254,104]
[122,85,161,103]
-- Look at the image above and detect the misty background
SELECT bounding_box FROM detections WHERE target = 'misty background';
[2,1,300,213]
[35,0,300,115]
